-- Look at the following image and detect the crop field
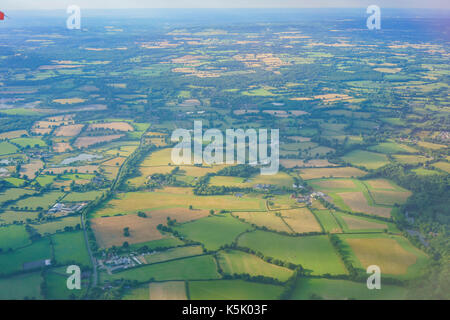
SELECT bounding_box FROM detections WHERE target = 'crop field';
[63,190,104,202]
[281,208,322,234]
[342,150,390,170]
[189,280,283,300]
[312,210,341,233]
[333,212,396,233]
[298,167,366,180]
[0,210,40,224]
[280,159,336,168]
[94,189,265,216]
[173,214,251,251]
[393,154,431,165]
[234,211,291,233]
[368,142,418,154]
[0,141,19,155]
[217,250,293,281]
[54,124,84,137]
[88,122,134,132]
[101,255,220,282]
[143,245,203,264]
[74,134,124,148]
[238,231,347,275]
[149,281,187,300]
[433,161,450,173]
[290,278,407,300]
[339,234,429,279]
[336,192,392,218]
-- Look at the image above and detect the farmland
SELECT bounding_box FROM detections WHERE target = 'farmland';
[0,8,446,301]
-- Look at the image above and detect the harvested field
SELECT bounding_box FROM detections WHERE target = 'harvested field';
[149,281,187,300]
[102,157,126,167]
[339,214,388,231]
[234,211,291,233]
[281,208,322,233]
[365,179,395,190]
[370,190,411,206]
[54,124,84,137]
[337,192,391,218]
[88,122,134,132]
[0,130,28,139]
[312,179,356,190]
[280,159,336,168]
[20,160,44,179]
[346,238,417,275]
[298,167,366,180]
[53,142,72,153]
[92,208,208,247]
[74,134,124,148]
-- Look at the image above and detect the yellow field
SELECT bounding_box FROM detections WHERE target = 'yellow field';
[149,281,187,300]
[433,162,450,173]
[346,238,417,275]
[370,190,411,206]
[313,179,356,189]
[0,130,28,139]
[280,159,335,168]
[337,192,391,218]
[365,179,395,190]
[53,98,86,104]
[91,214,168,247]
[94,188,265,216]
[234,211,291,233]
[54,124,84,137]
[74,134,124,148]
[298,167,366,180]
[88,122,134,132]
[417,141,446,150]
[43,165,98,174]
[53,142,72,153]
[102,156,126,167]
[340,215,387,230]
[281,208,322,233]
[20,160,44,179]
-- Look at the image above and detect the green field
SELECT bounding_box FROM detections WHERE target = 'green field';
[52,231,91,267]
[11,137,47,148]
[173,214,252,251]
[0,141,19,155]
[368,142,417,154]
[238,231,347,275]
[45,268,88,300]
[342,150,389,170]
[143,245,203,264]
[0,238,52,276]
[0,224,30,250]
[11,191,65,210]
[290,278,407,300]
[189,280,284,300]
[101,255,220,283]
[33,216,81,235]
[63,190,104,202]
[217,250,293,281]
[313,210,342,233]
[0,272,43,300]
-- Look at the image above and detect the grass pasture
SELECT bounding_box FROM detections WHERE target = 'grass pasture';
[291,277,407,300]
[173,214,251,251]
[238,231,347,275]
[143,246,203,264]
[189,280,283,300]
[0,224,30,250]
[101,255,220,283]
[312,210,341,233]
[33,215,81,235]
[342,150,389,170]
[11,191,65,211]
[52,231,91,267]
[0,272,43,300]
[234,211,291,233]
[217,250,293,281]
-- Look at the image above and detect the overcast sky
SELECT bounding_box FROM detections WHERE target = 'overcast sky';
[2,0,450,10]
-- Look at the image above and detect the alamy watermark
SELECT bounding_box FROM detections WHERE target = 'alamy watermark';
[367,265,381,289]
[171,121,279,175]
[367,5,381,30]
[66,265,81,290]
[66,5,81,30]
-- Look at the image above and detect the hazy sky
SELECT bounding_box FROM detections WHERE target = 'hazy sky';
[2,0,449,10]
